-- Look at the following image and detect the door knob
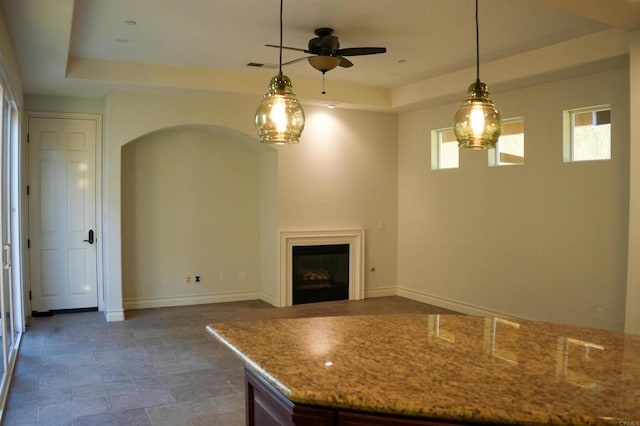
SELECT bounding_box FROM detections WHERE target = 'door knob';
[83,229,94,244]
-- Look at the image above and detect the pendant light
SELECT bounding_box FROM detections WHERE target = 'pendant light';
[453,0,501,149]
[255,0,305,144]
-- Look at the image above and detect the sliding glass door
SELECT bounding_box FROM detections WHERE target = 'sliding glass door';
[2,96,16,356]
[0,74,22,416]
[0,85,5,392]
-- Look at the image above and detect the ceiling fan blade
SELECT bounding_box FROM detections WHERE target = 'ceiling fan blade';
[339,57,354,68]
[259,56,310,69]
[336,47,387,57]
[265,44,309,53]
[282,57,310,66]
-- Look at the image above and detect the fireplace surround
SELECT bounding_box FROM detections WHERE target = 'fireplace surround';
[279,229,365,307]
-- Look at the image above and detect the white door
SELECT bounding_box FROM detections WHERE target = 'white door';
[28,117,98,312]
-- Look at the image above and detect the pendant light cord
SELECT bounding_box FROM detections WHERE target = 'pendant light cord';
[475,0,480,83]
[279,0,284,76]
[476,0,480,83]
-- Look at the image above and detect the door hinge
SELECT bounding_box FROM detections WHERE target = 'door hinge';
[26,185,29,195]
[27,239,30,249]
[27,133,29,143]
[29,290,32,300]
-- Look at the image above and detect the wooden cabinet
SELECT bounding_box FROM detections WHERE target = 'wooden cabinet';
[245,368,467,426]
[245,367,334,426]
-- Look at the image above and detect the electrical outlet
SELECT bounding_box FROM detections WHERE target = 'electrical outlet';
[595,307,604,321]
[185,274,193,285]
[219,272,226,281]
[163,275,170,286]
[195,275,201,283]
[237,271,247,281]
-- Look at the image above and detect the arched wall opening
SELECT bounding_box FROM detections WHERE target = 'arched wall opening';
[120,124,278,309]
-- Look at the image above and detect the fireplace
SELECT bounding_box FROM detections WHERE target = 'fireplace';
[292,244,349,305]
[279,230,365,307]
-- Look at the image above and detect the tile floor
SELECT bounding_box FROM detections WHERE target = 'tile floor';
[3,296,455,426]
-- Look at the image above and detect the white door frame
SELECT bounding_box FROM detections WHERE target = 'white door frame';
[24,111,104,314]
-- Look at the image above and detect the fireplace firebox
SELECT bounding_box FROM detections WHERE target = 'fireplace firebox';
[292,244,349,305]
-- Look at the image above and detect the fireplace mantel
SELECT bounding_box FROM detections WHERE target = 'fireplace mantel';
[279,230,365,307]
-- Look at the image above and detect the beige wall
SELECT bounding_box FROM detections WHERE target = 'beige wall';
[277,106,399,295]
[258,149,279,305]
[102,91,264,319]
[0,7,23,107]
[121,126,261,307]
[101,91,398,316]
[21,65,631,329]
[25,95,104,115]
[398,66,630,330]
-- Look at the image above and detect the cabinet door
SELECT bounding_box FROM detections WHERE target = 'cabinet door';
[245,367,334,426]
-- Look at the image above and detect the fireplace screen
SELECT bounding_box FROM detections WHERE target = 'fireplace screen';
[292,244,349,305]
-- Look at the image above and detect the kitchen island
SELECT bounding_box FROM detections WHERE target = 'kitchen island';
[206,314,640,425]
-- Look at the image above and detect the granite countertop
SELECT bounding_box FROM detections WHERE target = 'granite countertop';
[206,314,640,425]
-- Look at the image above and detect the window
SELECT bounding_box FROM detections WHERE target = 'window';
[432,119,524,170]
[489,118,525,167]
[431,128,459,170]
[563,105,611,162]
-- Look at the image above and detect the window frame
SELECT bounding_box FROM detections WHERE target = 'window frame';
[563,104,611,163]
[430,127,459,170]
[488,117,525,167]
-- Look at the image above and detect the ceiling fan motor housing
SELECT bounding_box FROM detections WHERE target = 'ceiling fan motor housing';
[309,28,340,55]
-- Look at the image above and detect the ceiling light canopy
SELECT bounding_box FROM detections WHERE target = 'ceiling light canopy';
[454,0,501,149]
[255,0,305,144]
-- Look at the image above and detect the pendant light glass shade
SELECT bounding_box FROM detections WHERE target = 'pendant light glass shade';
[255,0,305,144]
[255,74,305,144]
[454,79,501,149]
[453,0,501,149]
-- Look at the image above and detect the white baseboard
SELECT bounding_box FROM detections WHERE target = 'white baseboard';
[259,293,277,307]
[105,309,125,322]
[123,291,261,310]
[121,286,518,319]
[365,285,398,298]
[397,286,519,318]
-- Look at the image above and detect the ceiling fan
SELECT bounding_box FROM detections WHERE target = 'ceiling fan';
[266,27,387,74]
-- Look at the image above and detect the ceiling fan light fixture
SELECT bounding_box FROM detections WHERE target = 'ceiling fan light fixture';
[254,0,305,144]
[308,56,341,73]
[453,0,501,149]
